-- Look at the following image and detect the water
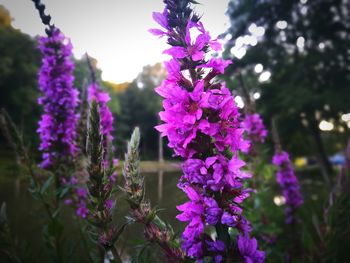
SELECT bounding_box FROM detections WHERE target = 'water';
[0,160,186,262]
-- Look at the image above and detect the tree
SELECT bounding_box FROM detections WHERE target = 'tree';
[0,5,11,27]
[115,63,167,159]
[0,6,41,145]
[223,0,350,181]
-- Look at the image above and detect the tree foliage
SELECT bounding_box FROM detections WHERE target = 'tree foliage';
[0,7,41,144]
[223,0,350,156]
[115,63,167,159]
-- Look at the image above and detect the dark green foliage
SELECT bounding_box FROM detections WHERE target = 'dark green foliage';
[0,203,22,263]
[223,0,350,159]
[0,17,41,145]
[0,109,71,262]
[323,170,350,263]
[115,64,168,160]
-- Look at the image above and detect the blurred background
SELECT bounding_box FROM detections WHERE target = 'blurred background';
[0,0,350,262]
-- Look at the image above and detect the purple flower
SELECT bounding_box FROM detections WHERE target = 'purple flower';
[76,187,87,198]
[272,151,303,223]
[198,58,232,74]
[37,27,79,168]
[105,199,114,210]
[76,202,89,218]
[238,234,265,263]
[221,212,237,227]
[204,197,222,225]
[64,199,73,205]
[242,114,268,148]
[163,22,210,61]
[206,240,225,263]
[149,10,169,37]
[152,1,263,261]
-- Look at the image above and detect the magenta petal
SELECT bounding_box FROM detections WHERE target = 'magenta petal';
[163,47,187,58]
[191,50,205,61]
[148,28,167,37]
[152,11,167,28]
[195,33,210,50]
[205,156,217,167]
[209,39,222,51]
[184,186,201,202]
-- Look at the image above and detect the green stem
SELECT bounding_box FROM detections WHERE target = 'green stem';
[78,224,95,263]
[110,245,123,263]
[215,223,230,245]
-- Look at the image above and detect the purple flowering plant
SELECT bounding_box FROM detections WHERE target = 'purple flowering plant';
[37,25,79,170]
[151,0,264,261]
[242,113,268,148]
[1,1,123,261]
[272,151,303,224]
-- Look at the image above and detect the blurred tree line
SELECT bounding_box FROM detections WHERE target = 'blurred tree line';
[0,5,41,146]
[223,0,350,180]
[0,5,169,160]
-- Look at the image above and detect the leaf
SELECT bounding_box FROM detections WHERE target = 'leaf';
[40,174,54,194]
[52,207,62,219]
[58,186,70,199]
[111,222,129,244]
[0,203,7,225]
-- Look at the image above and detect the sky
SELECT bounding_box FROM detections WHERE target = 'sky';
[0,0,230,83]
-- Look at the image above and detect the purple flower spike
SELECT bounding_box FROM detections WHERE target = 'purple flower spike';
[152,1,263,261]
[272,151,303,224]
[242,113,268,151]
[37,27,79,169]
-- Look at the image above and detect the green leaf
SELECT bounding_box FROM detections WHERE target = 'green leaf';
[111,222,129,244]
[58,186,70,199]
[0,203,7,225]
[40,174,54,194]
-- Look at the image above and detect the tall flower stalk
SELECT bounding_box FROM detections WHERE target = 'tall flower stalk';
[272,151,303,224]
[123,127,184,262]
[31,1,80,261]
[33,0,79,170]
[271,118,303,262]
[151,1,264,262]
[86,101,124,262]
[271,118,303,225]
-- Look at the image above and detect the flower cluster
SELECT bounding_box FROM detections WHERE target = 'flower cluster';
[272,151,303,224]
[63,176,89,219]
[242,113,267,147]
[37,27,79,168]
[151,1,264,262]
